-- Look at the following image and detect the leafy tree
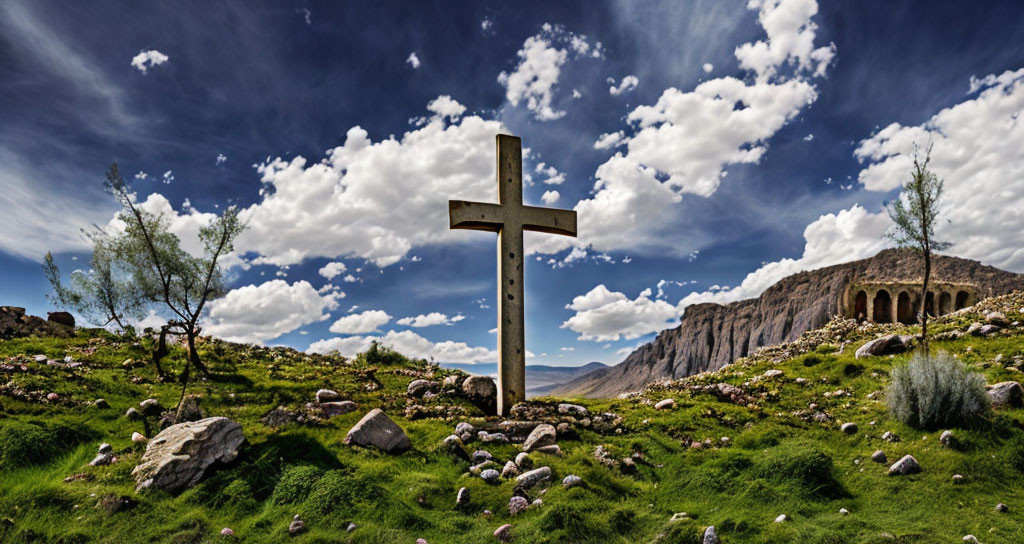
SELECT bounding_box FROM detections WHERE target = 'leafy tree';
[43,230,145,332]
[885,145,950,353]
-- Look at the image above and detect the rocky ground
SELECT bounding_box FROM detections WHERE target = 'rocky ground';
[1,294,1023,543]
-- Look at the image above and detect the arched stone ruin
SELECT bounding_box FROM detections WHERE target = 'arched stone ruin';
[845,281,977,324]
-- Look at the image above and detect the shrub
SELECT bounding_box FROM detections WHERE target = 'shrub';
[886,351,990,430]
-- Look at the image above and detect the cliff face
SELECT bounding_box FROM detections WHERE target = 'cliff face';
[553,249,1024,398]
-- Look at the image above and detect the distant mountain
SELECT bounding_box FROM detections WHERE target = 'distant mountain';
[554,249,1024,398]
[439,361,609,397]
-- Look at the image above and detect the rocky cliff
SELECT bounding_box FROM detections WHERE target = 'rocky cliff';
[553,249,1024,398]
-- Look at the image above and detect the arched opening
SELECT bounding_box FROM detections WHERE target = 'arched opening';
[939,292,952,316]
[854,290,868,322]
[897,291,915,324]
[955,291,969,310]
[924,292,935,317]
[873,290,892,323]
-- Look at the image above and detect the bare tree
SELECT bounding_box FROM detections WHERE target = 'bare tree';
[885,145,950,353]
[103,162,246,418]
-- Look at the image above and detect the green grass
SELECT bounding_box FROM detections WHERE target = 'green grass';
[1,301,1023,543]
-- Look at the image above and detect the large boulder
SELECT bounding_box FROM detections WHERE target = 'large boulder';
[47,312,75,328]
[343,409,412,453]
[988,381,1024,408]
[133,417,244,493]
[522,424,556,452]
[855,335,906,359]
[462,376,497,401]
[407,379,438,398]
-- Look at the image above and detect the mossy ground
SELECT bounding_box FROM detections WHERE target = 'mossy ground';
[1,302,1023,543]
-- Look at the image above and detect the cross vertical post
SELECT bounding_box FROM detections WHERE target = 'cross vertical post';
[449,134,577,415]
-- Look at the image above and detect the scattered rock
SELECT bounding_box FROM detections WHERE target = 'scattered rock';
[494,523,512,541]
[654,398,676,410]
[478,431,509,444]
[455,422,475,442]
[456,487,470,507]
[987,381,1023,408]
[703,526,718,544]
[516,467,552,489]
[220,528,234,536]
[557,403,588,416]
[871,450,887,464]
[774,514,789,523]
[98,443,112,454]
[670,512,689,522]
[320,401,357,418]
[133,417,244,493]
[288,515,306,536]
[94,399,110,409]
[139,398,163,418]
[763,369,784,379]
[462,376,497,401]
[839,508,849,515]
[479,469,500,484]
[939,430,957,448]
[125,407,142,421]
[562,474,582,488]
[533,445,563,457]
[962,536,978,543]
[343,409,412,454]
[90,452,114,466]
[986,311,1009,327]
[509,495,529,516]
[515,452,532,469]
[471,450,494,464]
[855,335,906,359]
[522,424,557,452]
[888,454,921,476]
[442,435,469,461]
[46,392,59,401]
[501,460,519,478]
[315,389,342,403]
[841,422,858,434]
[996,503,1009,513]
[882,431,900,442]
[96,494,135,514]
[952,474,964,484]
[407,379,438,398]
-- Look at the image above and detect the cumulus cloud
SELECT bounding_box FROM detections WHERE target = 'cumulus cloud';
[540,190,560,204]
[608,75,639,96]
[702,63,714,73]
[426,95,465,119]
[498,24,601,120]
[593,131,625,150]
[307,329,496,364]
[560,285,678,342]
[406,52,420,69]
[396,312,464,327]
[204,280,342,344]
[318,261,346,280]
[130,49,169,73]
[233,97,506,267]
[734,0,835,81]
[216,153,227,165]
[534,162,565,185]
[329,309,392,334]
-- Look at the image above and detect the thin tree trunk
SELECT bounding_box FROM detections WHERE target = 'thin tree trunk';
[186,329,208,375]
[920,251,931,354]
[174,357,190,424]
[151,325,169,379]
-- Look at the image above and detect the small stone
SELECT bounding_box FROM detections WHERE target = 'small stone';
[347,522,357,532]
[881,431,899,442]
[470,461,497,475]
[442,374,461,388]
[288,518,306,536]
[841,422,858,434]
[456,487,470,507]
[557,403,588,416]
[509,495,529,516]
[319,400,357,418]
[952,474,964,484]
[939,430,957,448]
[139,398,163,417]
[479,469,500,483]
[455,422,475,436]
[407,379,438,398]
[888,454,921,476]
[963,536,979,543]
[532,498,543,507]
[655,398,676,410]
[987,381,1023,408]
[125,407,141,420]
[462,375,497,402]
[856,335,905,359]
[220,528,234,536]
[720,436,731,445]
[416,539,428,544]
[98,443,113,454]
[871,450,887,463]
[996,503,1009,513]
[669,512,689,522]
[839,508,849,515]
[94,399,110,409]
[472,450,494,464]
[315,389,342,403]
[522,424,557,451]
[795,377,807,384]
[562,474,582,488]
[515,466,552,489]
[515,452,532,469]
[501,460,519,478]
[89,453,114,466]
[131,432,147,444]
[533,444,563,457]
[478,431,509,444]
[493,523,512,541]
[763,369,784,379]
[33,354,47,362]
[703,526,719,544]
[774,514,789,523]
[343,409,412,453]
[47,392,59,401]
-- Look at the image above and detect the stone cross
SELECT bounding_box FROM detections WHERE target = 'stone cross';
[449,134,577,415]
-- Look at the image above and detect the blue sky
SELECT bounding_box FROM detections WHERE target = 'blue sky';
[2,0,1023,367]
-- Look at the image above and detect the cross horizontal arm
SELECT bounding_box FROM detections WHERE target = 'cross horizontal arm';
[449,200,504,232]
[521,206,577,237]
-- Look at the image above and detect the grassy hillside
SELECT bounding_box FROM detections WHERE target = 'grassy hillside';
[1,294,1023,544]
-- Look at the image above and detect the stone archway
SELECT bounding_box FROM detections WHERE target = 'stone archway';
[897,291,915,324]
[854,290,868,322]
[955,290,969,310]
[924,292,935,317]
[873,290,892,323]
[939,292,952,316]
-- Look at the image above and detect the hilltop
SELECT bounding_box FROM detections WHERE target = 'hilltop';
[554,249,1024,398]
[1,293,1024,543]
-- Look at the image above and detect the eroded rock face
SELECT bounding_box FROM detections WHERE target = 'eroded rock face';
[343,409,411,453]
[554,249,1024,397]
[133,417,244,493]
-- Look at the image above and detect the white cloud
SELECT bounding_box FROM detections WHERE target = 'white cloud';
[216,153,227,165]
[396,312,463,327]
[318,261,347,280]
[561,285,678,342]
[803,133,814,141]
[594,131,625,150]
[343,274,358,283]
[329,309,391,334]
[406,52,421,69]
[540,190,560,204]
[702,63,714,73]
[734,0,835,81]
[233,97,507,267]
[307,329,496,364]
[205,280,342,345]
[130,49,169,73]
[426,95,465,119]
[609,75,639,96]
[498,24,601,120]
[481,17,493,31]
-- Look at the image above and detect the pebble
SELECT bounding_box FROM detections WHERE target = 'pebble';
[963,536,979,543]
[46,393,59,401]
[839,508,849,515]
[347,522,357,532]
[509,495,529,516]
[996,503,1009,512]
[515,452,532,469]
[288,515,306,536]
[952,474,964,484]
[881,431,899,442]
[703,526,719,544]
[669,512,689,522]
[494,524,512,541]
[841,422,858,434]
[774,514,789,523]
[220,528,234,536]
[471,450,493,464]
[131,432,147,443]
[501,461,518,478]
[94,399,110,409]
[479,469,500,484]
[871,450,887,463]
[888,454,921,476]
[939,430,956,448]
[655,398,676,410]
[562,474,582,488]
